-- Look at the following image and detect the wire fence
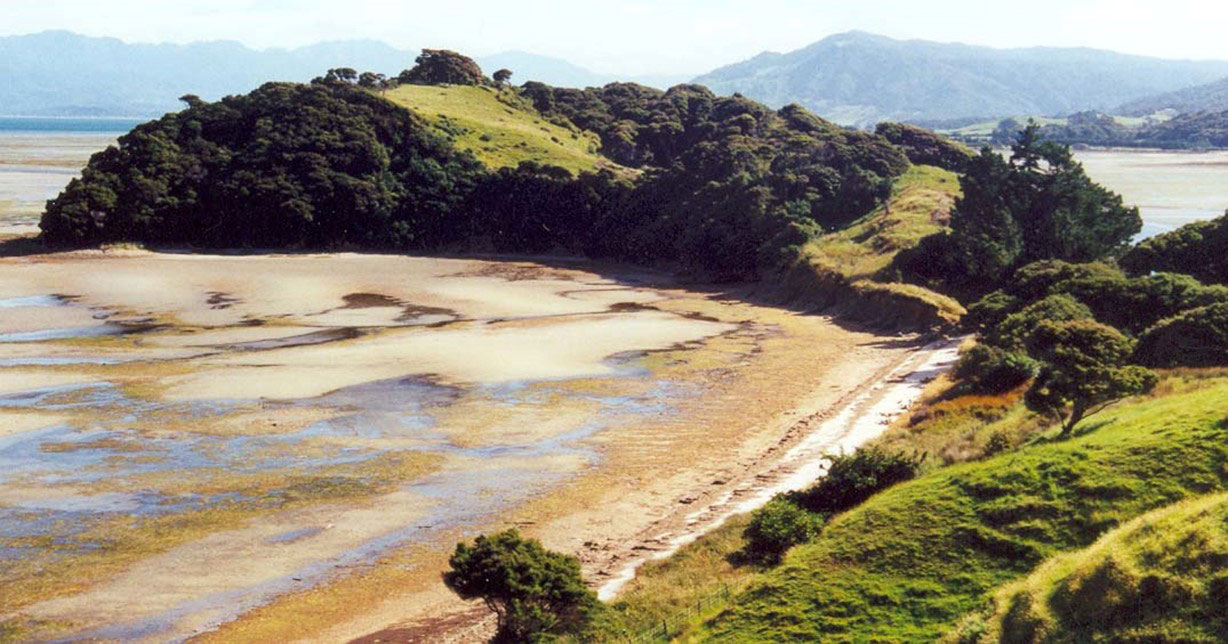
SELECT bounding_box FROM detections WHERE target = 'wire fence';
[623,584,732,643]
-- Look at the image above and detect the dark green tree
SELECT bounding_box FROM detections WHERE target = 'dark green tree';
[1121,212,1228,285]
[357,71,387,89]
[1134,302,1228,368]
[323,67,358,84]
[444,530,599,642]
[398,49,486,86]
[1023,320,1157,436]
[790,447,923,514]
[743,497,821,564]
[492,68,513,88]
[903,124,1142,298]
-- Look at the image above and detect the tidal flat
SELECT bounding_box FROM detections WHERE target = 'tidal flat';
[0,249,919,641]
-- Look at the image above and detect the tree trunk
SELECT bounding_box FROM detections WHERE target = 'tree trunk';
[1061,403,1086,436]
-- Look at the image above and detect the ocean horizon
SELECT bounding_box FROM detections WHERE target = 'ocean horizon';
[0,116,145,134]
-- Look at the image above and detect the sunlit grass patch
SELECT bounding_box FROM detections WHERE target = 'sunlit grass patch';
[691,374,1228,641]
[383,85,617,175]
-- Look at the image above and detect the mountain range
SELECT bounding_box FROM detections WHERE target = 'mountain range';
[0,31,688,117]
[7,30,1228,126]
[695,31,1228,125]
[1117,76,1228,116]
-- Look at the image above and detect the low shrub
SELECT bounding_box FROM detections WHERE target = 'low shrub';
[742,496,823,564]
[791,447,924,514]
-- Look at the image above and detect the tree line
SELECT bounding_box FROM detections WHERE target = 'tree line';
[40,50,915,282]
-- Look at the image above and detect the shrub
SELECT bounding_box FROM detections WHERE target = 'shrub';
[963,289,1021,333]
[988,294,1095,352]
[953,344,1037,394]
[445,529,599,642]
[791,447,924,514]
[1134,302,1228,368]
[742,496,822,564]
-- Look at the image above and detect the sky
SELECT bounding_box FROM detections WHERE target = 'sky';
[4,0,1226,75]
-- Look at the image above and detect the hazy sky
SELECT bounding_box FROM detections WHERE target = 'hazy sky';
[4,0,1225,75]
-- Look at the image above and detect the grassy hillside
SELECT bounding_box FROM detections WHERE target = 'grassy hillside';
[690,372,1228,641]
[780,164,966,329]
[383,85,613,174]
[966,492,1228,642]
[805,164,957,281]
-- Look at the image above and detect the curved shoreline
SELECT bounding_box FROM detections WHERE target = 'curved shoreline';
[593,337,962,600]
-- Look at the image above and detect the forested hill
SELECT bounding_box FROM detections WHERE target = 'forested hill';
[1117,76,1228,116]
[693,31,1228,126]
[43,50,974,313]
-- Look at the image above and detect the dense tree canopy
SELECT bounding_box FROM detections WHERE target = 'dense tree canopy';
[894,124,1142,298]
[39,70,913,282]
[1134,302,1228,368]
[40,81,485,249]
[1121,212,1228,285]
[398,49,487,86]
[874,121,974,172]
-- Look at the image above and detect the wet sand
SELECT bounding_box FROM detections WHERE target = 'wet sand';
[0,248,931,642]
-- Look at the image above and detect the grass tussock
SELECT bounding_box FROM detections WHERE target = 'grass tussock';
[691,373,1228,641]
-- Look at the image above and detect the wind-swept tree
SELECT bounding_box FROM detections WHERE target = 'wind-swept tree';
[492,68,513,88]
[323,67,358,84]
[398,49,486,86]
[1023,320,1157,436]
[444,529,599,642]
[357,71,387,89]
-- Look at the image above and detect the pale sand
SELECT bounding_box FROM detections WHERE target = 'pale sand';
[164,312,733,400]
[0,306,101,334]
[0,412,72,437]
[0,253,665,329]
[0,370,97,395]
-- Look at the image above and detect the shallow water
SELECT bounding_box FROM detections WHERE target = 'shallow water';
[1074,149,1228,237]
[0,251,730,641]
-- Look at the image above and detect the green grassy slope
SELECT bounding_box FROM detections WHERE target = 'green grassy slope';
[382,85,614,174]
[695,375,1228,641]
[805,164,957,281]
[965,492,1228,642]
[782,164,966,328]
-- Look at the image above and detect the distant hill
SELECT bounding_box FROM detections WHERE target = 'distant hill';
[474,51,690,91]
[693,31,1228,126]
[0,31,684,117]
[1117,76,1228,116]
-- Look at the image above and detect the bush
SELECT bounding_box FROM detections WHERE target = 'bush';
[444,529,599,642]
[988,294,1095,352]
[962,290,1021,334]
[1134,302,1228,368]
[953,343,1037,394]
[1121,212,1228,285]
[742,497,822,564]
[791,447,924,514]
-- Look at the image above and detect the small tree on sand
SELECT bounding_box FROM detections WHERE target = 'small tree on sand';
[444,529,598,642]
[1024,320,1157,436]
